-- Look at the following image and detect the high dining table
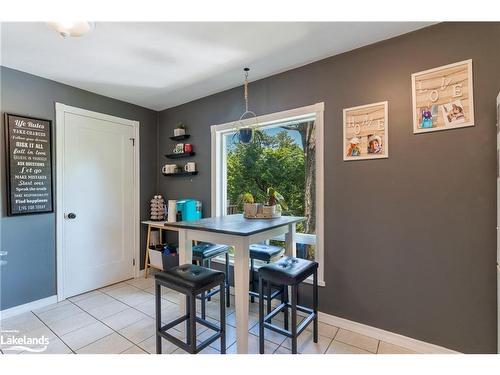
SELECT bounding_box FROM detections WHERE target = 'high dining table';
[165,214,305,354]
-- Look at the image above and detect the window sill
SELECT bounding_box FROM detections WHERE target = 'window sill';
[211,256,326,287]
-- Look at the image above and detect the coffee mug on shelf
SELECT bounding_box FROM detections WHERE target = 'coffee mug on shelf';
[184,143,193,153]
[162,164,177,174]
[173,143,184,154]
[184,162,196,172]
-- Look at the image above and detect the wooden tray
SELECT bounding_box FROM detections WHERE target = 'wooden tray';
[243,212,281,219]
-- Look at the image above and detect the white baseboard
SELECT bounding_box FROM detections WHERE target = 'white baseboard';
[0,295,58,320]
[318,312,460,354]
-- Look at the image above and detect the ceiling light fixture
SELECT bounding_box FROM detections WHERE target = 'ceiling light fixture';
[47,21,94,38]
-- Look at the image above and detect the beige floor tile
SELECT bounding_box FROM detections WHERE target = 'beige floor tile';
[249,324,286,346]
[226,311,259,330]
[326,340,372,354]
[137,332,185,354]
[334,329,379,353]
[60,321,113,350]
[274,346,292,354]
[134,297,178,318]
[36,303,83,325]
[68,290,103,303]
[0,312,45,334]
[305,321,339,339]
[99,281,131,293]
[106,285,155,306]
[119,317,156,344]
[20,337,72,354]
[32,300,71,314]
[162,291,183,305]
[121,345,148,354]
[282,330,333,354]
[77,333,134,354]
[101,308,148,331]
[173,346,221,354]
[197,323,237,350]
[86,300,129,320]
[226,333,279,354]
[377,341,417,354]
[43,311,97,336]
[126,277,155,290]
[73,293,116,311]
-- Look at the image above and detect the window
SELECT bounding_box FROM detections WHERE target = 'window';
[211,103,325,286]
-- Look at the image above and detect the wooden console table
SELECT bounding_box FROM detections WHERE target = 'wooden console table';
[141,221,180,278]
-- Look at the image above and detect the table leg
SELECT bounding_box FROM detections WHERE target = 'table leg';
[284,223,297,257]
[233,237,250,354]
[178,229,192,315]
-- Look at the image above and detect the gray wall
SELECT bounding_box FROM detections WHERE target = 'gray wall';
[0,66,159,311]
[158,22,500,353]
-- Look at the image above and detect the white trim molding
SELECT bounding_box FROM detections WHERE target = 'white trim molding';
[318,312,460,354]
[210,102,325,286]
[0,295,58,320]
[55,103,140,302]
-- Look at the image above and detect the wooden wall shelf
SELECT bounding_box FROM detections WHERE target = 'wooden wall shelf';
[162,171,198,177]
[165,152,195,159]
[169,134,191,141]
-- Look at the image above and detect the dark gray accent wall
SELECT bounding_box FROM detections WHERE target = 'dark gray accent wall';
[0,66,158,310]
[158,22,500,353]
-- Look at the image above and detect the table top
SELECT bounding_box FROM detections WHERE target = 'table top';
[164,214,305,236]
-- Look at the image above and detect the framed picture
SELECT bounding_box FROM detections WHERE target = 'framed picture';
[343,101,388,161]
[4,113,53,216]
[412,59,474,134]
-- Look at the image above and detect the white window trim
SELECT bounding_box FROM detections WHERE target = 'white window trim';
[210,102,325,286]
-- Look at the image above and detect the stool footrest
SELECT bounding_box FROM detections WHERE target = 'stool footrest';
[158,314,223,354]
[249,288,282,300]
[196,286,222,301]
[263,302,316,338]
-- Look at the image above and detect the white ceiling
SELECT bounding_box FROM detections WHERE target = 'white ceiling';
[1,22,433,111]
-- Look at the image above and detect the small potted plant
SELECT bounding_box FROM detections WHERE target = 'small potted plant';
[263,187,287,216]
[174,122,186,137]
[241,192,259,217]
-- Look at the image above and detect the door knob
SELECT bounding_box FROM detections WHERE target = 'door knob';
[67,213,77,219]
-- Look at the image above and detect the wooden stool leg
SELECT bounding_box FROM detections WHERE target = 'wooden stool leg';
[220,281,226,354]
[291,285,298,354]
[155,281,162,354]
[313,269,318,343]
[258,275,265,354]
[145,225,151,279]
[225,251,230,308]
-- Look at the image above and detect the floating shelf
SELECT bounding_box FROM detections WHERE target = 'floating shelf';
[165,152,196,159]
[162,171,198,177]
[169,134,191,141]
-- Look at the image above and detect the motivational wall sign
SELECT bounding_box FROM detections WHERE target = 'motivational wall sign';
[412,59,474,134]
[4,114,53,215]
[343,101,388,161]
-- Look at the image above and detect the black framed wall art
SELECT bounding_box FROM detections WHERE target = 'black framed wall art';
[4,113,54,215]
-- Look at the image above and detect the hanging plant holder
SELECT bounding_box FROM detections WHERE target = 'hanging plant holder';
[233,68,258,145]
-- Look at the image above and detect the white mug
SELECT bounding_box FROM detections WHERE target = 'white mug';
[184,162,196,172]
[162,164,177,174]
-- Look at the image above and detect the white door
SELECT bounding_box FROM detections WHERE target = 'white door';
[58,107,136,298]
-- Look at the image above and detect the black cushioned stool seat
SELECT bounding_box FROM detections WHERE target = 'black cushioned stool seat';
[155,264,226,354]
[249,244,285,318]
[258,257,319,354]
[249,244,283,262]
[191,243,231,319]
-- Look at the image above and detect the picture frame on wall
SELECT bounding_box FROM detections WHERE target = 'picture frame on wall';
[411,59,474,134]
[343,101,388,161]
[4,113,54,216]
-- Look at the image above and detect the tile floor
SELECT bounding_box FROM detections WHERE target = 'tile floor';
[0,275,417,355]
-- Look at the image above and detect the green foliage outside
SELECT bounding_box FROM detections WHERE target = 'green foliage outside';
[226,129,306,232]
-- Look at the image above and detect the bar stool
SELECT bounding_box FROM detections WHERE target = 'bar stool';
[192,243,231,319]
[249,244,284,317]
[257,256,318,354]
[155,264,226,354]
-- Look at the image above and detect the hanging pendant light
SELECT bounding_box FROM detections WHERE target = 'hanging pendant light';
[235,68,258,144]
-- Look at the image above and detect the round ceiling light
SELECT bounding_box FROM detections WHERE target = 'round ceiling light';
[47,21,94,38]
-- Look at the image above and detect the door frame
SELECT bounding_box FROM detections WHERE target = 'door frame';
[55,103,140,301]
